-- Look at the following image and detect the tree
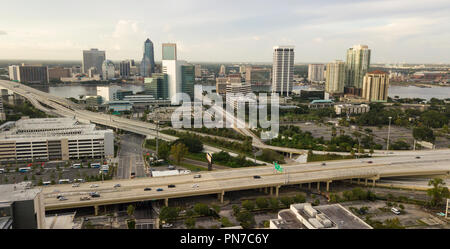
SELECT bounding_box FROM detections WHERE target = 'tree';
[236,211,255,229]
[159,207,179,222]
[232,205,240,216]
[127,204,135,217]
[158,142,170,160]
[193,203,210,216]
[255,197,269,209]
[242,200,255,211]
[220,217,234,227]
[174,137,204,153]
[293,194,306,203]
[23,175,28,181]
[413,126,435,143]
[280,196,293,207]
[269,198,279,210]
[427,178,450,207]
[171,143,188,165]
[185,217,196,229]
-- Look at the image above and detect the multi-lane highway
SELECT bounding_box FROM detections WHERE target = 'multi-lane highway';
[43,150,450,212]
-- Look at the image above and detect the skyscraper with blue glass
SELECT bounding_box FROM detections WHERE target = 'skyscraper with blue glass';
[140,38,155,77]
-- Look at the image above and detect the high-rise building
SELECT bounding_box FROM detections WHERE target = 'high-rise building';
[82,48,106,75]
[308,64,325,82]
[102,60,115,80]
[245,67,271,86]
[0,97,5,121]
[226,82,253,109]
[219,65,226,76]
[362,71,389,102]
[272,46,294,96]
[181,64,195,100]
[325,60,346,95]
[194,64,202,78]
[119,60,131,78]
[162,43,177,60]
[216,77,228,95]
[48,67,71,81]
[345,44,371,90]
[144,73,169,100]
[8,64,49,84]
[140,39,155,77]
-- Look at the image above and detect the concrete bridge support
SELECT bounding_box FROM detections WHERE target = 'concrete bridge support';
[264,187,268,194]
[275,186,280,197]
[365,178,368,186]
[326,180,332,192]
[94,205,99,216]
[357,178,360,184]
[270,187,273,196]
[164,198,169,207]
[217,191,225,204]
[317,182,320,191]
[308,183,311,189]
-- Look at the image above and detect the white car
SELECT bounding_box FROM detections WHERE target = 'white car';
[72,183,80,188]
[90,184,99,188]
[192,184,199,188]
[162,223,173,228]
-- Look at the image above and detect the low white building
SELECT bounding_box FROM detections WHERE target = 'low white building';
[0,118,114,162]
[334,104,370,115]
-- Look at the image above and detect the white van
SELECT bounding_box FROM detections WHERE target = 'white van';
[391,207,400,215]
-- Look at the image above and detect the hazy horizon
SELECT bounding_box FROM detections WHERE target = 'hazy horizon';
[1,0,449,64]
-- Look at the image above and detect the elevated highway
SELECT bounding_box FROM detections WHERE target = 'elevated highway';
[42,151,450,213]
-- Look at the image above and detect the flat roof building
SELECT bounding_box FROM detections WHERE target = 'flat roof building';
[0,182,45,229]
[0,118,114,162]
[270,203,372,229]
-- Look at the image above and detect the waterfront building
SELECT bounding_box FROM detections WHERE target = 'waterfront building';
[345,44,371,91]
[362,71,389,102]
[82,48,105,75]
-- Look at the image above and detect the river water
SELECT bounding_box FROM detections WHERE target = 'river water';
[32,84,450,101]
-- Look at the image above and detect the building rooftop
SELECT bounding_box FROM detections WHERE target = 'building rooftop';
[0,182,41,203]
[310,99,334,104]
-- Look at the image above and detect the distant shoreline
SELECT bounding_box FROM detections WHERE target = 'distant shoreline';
[390,82,449,88]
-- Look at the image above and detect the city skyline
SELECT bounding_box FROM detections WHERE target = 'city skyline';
[1,0,449,64]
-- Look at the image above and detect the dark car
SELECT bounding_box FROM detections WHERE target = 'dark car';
[168,184,176,188]
[415,156,421,159]
[253,175,261,179]
[157,188,164,192]
[89,192,100,198]
[321,162,326,166]
[367,161,373,164]
[144,187,152,191]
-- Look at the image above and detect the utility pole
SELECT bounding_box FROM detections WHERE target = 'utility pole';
[386,116,392,154]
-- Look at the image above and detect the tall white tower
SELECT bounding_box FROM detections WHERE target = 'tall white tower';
[272,46,294,96]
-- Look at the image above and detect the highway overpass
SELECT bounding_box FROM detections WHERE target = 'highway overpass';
[42,150,450,214]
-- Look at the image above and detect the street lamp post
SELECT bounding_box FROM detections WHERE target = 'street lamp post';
[387,116,392,154]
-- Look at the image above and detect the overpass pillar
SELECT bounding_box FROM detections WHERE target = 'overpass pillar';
[218,191,225,204]
[275,186,280,197]
[308,183,311,189]
[94,205,99,216]
[365,178,368,186]
[372,178,376,187]
[326,181,332,192]
[317,182,320,191]
[164,198,169,207]
[350,178,352,184]
[357,178,360,184]
[264,187,268,194]
[270,187,273,196]
[289,152,293,159]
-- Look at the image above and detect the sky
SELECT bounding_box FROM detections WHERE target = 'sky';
[0,0,449,63]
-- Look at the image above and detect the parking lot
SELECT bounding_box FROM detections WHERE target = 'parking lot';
[0,160,107,186]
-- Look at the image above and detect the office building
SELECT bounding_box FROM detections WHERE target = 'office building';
[345,44,371,90]
[216,77,228,95]
[0,98,5,121]
[269,203,371,229]
[362,71,389,102]
[144,73,169,100]
[194,65,202,78]
[102,60,115,80]
[8,64,49,84]
[272,46,294,96]
[119,60,131,78]
[140,39,155,77]
[181,64,195,100]
[48,67,71,81]
[97,85,120,102]
[308,99,334,109]
[162,43,177,60]
[82,48,106,75]
[325,60,346,94]
[113,90,133,100]
[308,64,325,82]
[226,82,253,109]
[335,104,370,115]
[219,65,226,76]
[0,118,114,162]
[0,182,46,229]
[245,67,271,86]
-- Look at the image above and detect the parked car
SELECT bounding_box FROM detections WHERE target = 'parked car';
[168,184,176,188]
[144,187,152,191]
[391,207,401,215]
[253,175,261,179]
[156,188,163,192]
[80,196,91,201]
[193,174,201,179]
